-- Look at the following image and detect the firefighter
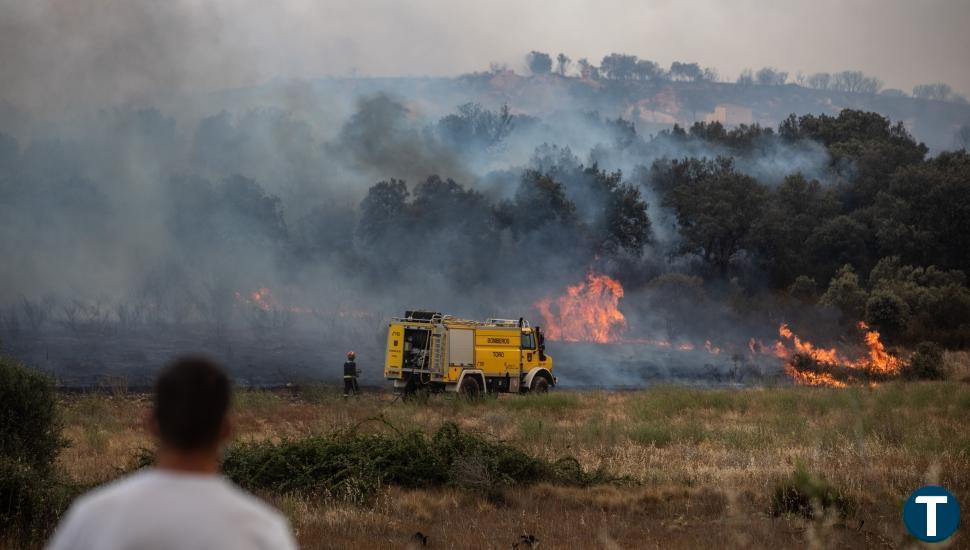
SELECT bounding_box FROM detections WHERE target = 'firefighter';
[343,351,359,397]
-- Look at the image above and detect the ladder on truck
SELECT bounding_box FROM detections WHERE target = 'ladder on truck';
[487,318,529,328]
[431,324,445,374]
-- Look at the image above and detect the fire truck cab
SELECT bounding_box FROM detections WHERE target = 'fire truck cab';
[384,311,555,397]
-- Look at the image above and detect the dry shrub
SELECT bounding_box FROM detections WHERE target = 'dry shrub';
[219,419,622,505]
[770,465,853,519]
[943,350,970,381]
[902,342,946,380]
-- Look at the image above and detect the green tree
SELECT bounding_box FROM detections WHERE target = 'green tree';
[436,103,516,152]
[576,58,599,79]
[902,342,946,380]
[634,59,662,81]
[880,151,970,271]
[755,67,788,86]
[604,183,652,254]
[751,174,839,287]
[669,61,703,82]
[787,276,818,303]
[831,71,882,94]
[804,72,831,90]
[735,69,754,86]
[659,157,767,273]
[0,356,64,471]
[526,51,553,75]
[410,175,494,238]
[868,257,970,346]
[819,265,868,320]
[555,53,571,76]
[805,215,872,283]
[865,289,910,339]
[780,110,927,207]
[912,83,954,101]
[600,53,638,80]
[497,170,579,235]
[357,179,409,245]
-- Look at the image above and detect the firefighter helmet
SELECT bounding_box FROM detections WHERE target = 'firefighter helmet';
[347,351,356,360]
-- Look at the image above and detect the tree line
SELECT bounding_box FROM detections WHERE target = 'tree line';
[2,98,969,349]
[645,111,970,346]
[516,50,967,104]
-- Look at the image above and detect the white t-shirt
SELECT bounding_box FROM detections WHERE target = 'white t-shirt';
[47,469,297,550]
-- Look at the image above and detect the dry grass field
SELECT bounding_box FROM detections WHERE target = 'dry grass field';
[49,379,970,549]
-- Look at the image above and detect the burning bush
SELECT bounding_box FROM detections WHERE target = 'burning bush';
[771,465,853,519]
[786,353,898,387]
[776,322,905,387]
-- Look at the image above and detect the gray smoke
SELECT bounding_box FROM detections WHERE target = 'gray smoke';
[3,1,963,387]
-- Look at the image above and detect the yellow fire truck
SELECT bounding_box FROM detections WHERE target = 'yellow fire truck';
[383,311,555,397]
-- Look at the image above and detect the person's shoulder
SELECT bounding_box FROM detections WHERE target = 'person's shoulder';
[71,469,155,509]
[56,469,156,529]
[219,480,296,546]
[220,479,289,523]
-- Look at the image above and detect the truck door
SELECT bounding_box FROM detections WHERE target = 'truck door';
[519,330,537,387]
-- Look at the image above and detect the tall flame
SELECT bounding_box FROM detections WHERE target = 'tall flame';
[777,323,845,365]
[535,272,627,343]
[857,321,902,374]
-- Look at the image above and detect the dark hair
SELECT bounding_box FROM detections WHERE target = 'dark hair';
[153,355,231,450]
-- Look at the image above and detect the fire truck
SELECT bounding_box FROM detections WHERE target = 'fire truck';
[383,311,555,397]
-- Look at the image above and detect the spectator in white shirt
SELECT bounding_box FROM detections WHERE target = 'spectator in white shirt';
[47,355,297,550]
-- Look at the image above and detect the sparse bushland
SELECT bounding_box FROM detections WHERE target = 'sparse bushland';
[3,363,968,548]
[17,382,963,549]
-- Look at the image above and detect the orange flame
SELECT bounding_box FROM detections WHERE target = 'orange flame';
[773,322,902,387]
[535,272,627,343]
[534,274,902,388]
[857,321,902,374]
[235,287,279,311]
[777,323,844,365]
[783,364,848,388]
[235,287,312,314]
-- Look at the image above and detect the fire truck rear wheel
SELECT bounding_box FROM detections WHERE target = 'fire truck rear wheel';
[459,376,481,399]
[400,376,418,401]
[530,376,550,393]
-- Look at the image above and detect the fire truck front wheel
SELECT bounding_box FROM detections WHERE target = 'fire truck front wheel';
[530,376,550,393]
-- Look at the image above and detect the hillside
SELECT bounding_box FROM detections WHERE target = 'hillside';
[154,73,970,152]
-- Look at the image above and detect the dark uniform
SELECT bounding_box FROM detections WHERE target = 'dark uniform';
[343,359,359,396]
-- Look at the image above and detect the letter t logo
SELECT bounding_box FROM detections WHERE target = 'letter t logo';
[915,496,948,536]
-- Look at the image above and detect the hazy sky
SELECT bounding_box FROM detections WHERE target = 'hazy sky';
[1,0,968,111]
